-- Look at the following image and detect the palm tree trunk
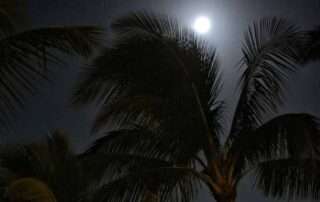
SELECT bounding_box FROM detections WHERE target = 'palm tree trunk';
[143,190,159,202]
[208,184,237,202]
[211,191,237,202]
[214,196,236,202]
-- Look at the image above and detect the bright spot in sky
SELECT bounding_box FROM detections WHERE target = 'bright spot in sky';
[193,16,211,34]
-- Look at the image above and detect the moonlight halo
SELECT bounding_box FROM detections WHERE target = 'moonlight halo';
[193,16,211,34]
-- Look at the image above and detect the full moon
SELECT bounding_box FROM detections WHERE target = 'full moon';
[193,16,211,34]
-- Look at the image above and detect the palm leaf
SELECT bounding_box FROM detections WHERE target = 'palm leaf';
[111,11,192,41]
[231,113,320,168]
[82,128,161,157]
[92,167,203,202]
[81,152,173,184]
[83,127,201,167]
[92,95,167,131]
[254,158,320,200]
[0,26,102,128]
[228,17,306,143]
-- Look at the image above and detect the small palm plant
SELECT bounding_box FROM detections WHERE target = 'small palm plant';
[0,2,102,129]
[0,130,92,202]
[6,178,57,202]
[74,12,320,202]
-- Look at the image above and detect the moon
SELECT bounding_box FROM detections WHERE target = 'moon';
[193,16,211,34]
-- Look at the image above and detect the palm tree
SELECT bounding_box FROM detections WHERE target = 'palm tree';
[0,2,102,129]
[73,12,320,202]
[0,129,92,202]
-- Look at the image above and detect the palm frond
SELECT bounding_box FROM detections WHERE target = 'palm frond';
[231,113,320,167]
[111,11,191,41]
[92,167,203,202]
[82,127,203,167]
[92,95,166,131]
[0,26,102,128]
[254,158,320,200]
[5,26,102,57]
[228,17,306,143]
[81,152,172,184]
[82,128,161,156]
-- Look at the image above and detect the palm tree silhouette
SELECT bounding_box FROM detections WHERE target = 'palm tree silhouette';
[0,130,93,202]
[0,2,102,129]
[73,12,320,202]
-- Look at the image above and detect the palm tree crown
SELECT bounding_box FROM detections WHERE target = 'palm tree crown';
[73,12,320,202]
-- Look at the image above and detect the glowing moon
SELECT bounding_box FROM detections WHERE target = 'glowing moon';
[193,16,211,34]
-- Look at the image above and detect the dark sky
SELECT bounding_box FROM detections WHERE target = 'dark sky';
[6,0,320,201]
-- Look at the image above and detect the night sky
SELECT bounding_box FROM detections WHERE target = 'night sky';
[6,0,320,201]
